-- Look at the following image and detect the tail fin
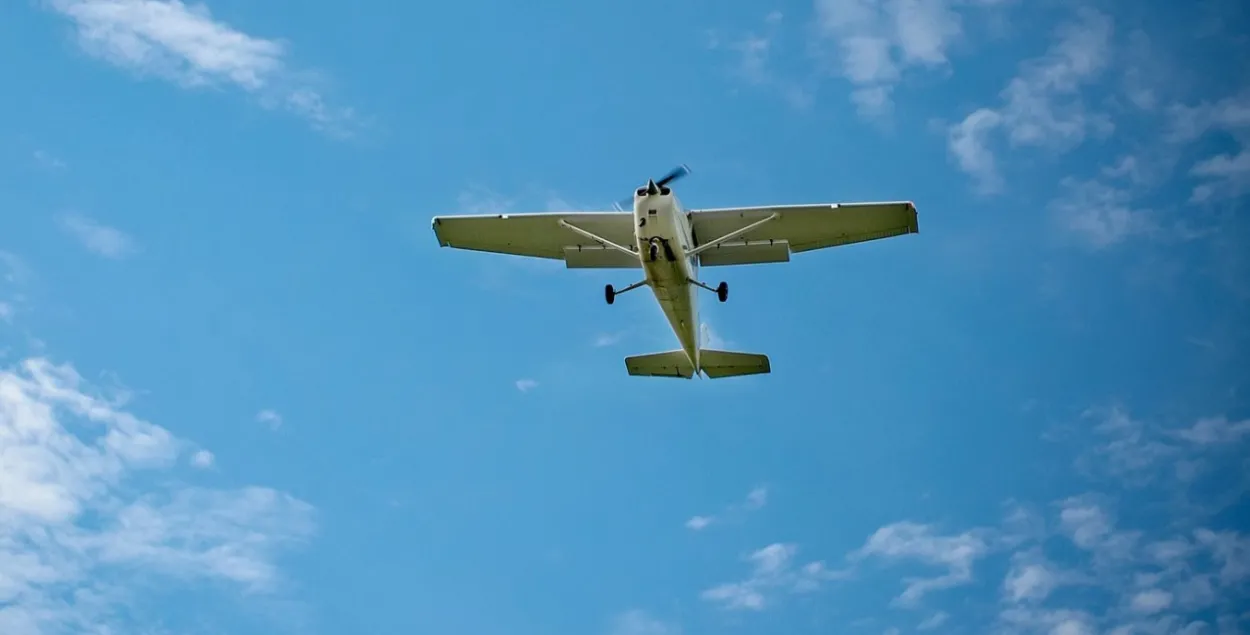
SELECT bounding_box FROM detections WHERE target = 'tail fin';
[625,350,695,379]
[623,349,770,379]
[698,349,771,379]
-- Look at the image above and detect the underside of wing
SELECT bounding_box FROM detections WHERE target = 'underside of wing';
[432,211,639,268]
[690,201,918,266]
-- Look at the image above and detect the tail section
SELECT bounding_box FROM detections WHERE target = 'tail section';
[624,349,770,379]
[698,349,771,379]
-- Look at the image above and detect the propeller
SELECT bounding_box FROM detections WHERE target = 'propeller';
[612,164,691,211]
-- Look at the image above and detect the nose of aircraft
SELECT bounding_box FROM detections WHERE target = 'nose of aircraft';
[645,179,660,196]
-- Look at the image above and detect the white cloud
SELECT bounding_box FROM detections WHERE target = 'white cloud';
[701,542,848,610]
[0,356,314,633]
[45,0,356,135]
[684,485,768,531]
[917,611,949,630]
[594,332,626,348]
[1048,178,1155,250]
[850,521,990,606]
[608,610,680,635]
[947,8,1114,190]
[190,449,215,468]
[812,0,979,116]
[684,515,713,531]
[1129,588,1173,615]
[255,408,282,430]
[705,11,813,109]
[57,213,136,259]
[514,379,538,392]
[947,108,1004,193]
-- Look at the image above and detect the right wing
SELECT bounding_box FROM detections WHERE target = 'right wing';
[431,211,640,268]
[690,201,918,266]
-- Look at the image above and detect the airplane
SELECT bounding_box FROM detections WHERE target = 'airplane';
[431,165,919,379]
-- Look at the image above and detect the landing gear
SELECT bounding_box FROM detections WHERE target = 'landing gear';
[605,279,647,305]
[648,242,659,262]
[689,278,730,303]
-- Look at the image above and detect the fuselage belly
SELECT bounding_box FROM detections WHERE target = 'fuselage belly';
[634,192,699,370]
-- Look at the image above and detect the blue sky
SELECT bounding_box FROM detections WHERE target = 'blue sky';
[1,0,1248,634]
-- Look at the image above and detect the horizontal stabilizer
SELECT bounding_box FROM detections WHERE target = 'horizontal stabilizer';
[699,349,771,379]
[625,351,695,379]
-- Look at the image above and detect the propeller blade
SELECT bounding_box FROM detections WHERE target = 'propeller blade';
[655,164,691,187]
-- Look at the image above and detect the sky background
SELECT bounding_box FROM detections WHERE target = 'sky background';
[1,0,1248,634]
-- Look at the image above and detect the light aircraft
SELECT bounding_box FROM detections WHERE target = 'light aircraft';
[431,165,918,379]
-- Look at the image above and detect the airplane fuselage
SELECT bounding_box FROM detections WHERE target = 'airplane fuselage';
[632,188,700,370]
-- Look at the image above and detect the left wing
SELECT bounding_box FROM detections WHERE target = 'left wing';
[690,201,918,266]
[431,211,639,268]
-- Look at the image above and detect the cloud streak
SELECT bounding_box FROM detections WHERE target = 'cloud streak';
[57,213,136,259]
[46,0,357,135]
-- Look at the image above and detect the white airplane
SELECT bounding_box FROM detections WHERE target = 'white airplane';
[431,165,919,379]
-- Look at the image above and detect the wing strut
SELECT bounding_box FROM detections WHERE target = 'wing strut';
[558,219,638,258]
[687,212,780,259]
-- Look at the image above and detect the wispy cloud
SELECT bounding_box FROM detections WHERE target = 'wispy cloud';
[701,542,850,610]
[45,0,357,135]
[947,8,1114,191]
[684,485,768,531]
[811,0,1006,118]
[255,408,282,430]
[607,610,681,635]
[57,213,137,259]
[831,405,1250,632]
[515,378,539,392]
[0,357,315,633]
[593,332,626,348]
[849,521,992,606]
[706,11,813,109]
[917,611,950,630]
[33,150,66,169]
[1173,90,1250,203]
[1048,177,1155,249]
[190,449,215,468]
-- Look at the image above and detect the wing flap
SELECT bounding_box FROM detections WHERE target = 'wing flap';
[563,245,641,269]
[432,211,636,262]
[697,239,791,267]
[691,201,917,255]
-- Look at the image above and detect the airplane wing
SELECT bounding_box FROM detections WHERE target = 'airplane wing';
[431,211,639,268]
[689,201,918,266]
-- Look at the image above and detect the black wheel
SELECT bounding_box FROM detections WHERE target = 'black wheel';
[648,243,659,261]
[605,284,615,305]
[716,281,728,303]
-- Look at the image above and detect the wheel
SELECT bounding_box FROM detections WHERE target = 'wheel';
[648,243,659,261]
[605,284,615,305]
[716,281,728,303]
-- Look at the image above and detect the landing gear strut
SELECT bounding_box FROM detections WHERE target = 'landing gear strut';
[689,278,730,303]
[605,280,647,305]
